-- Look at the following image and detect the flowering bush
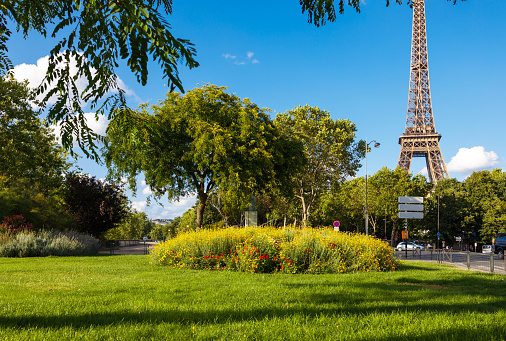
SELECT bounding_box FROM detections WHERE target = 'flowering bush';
[0,215,33,233]
[150,226,399,274]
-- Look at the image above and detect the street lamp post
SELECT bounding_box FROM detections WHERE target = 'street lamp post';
[365,138,380,236]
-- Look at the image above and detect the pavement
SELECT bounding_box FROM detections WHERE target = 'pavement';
[98,241,158,255]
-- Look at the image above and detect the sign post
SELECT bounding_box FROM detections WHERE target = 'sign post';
[333,221,340,232]
[398,196,424,257]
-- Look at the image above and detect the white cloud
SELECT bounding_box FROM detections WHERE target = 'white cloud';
[447,146,499,174]
[224,51,259,65]
[11,54,137,107]
[131,201,147,212]
[142,186,153,195]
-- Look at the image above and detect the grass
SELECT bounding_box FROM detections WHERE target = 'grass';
[0,255,505,340]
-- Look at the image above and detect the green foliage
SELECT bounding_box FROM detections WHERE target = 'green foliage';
[0,230,100,257]
[150,226,399,274]
[0,76,72,190]
[1,0,199,157]
[105,84,303,227]
[0,176,76,231]
[63,173,129,238]
[274,105,365,226]
[105,211,154,240]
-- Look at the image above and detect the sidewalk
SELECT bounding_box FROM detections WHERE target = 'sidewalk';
[98,241,158,255]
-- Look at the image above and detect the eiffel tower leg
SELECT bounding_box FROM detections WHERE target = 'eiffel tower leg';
[426,140,449,183]
[397,145,412,174]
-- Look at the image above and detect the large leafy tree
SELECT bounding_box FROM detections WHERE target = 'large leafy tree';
[462,169,506,242]
[367,167,430,243]
[105,84,303,227]
[0,75,71,190]
[64,173,129,238]
[274,105,365,226]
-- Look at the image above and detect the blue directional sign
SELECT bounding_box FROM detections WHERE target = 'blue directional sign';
[437,232,441,239]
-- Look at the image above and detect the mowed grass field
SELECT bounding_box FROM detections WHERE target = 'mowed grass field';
[0,255,505,340]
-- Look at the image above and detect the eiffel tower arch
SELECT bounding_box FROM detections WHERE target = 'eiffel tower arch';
[397,0,449,184]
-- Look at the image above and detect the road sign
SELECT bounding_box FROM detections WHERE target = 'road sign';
[437,232,441,239]
[398,204,424,212]
[399,211,424,219]
[398,196,423,204]
[333,221,340,227]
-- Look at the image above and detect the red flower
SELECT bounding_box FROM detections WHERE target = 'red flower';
[265,255,269,259]
[205,255,210,259]
[307,249,310,252]
[281,266,284,269]
[274,257,278,261]
[221,254,224,257]
[217,256,220,260]
[211,255,215,258]
[171,250,175,253]
[289,260,292,263]
[331,243,336,247]
[230,250,233,253]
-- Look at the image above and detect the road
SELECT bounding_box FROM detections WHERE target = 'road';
[394,249,506,275]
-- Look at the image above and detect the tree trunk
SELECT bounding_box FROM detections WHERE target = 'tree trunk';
[196,192,208,228]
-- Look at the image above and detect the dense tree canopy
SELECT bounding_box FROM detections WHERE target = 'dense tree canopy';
[105,85,304,227]
[0,76,71,190]
[274,105,365,226]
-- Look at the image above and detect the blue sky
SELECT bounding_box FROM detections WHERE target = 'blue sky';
[8,0,506,219]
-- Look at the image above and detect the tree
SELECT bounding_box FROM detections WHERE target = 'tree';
[0,75,72,190]
[105,210,154,240]
[1,0,199,156]
[105,84,303,227]
[367,167,430,243]
[274,105,365,226]
[63,173,129,238]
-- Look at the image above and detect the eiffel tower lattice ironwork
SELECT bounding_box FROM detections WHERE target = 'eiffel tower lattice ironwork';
[397,0,449,183]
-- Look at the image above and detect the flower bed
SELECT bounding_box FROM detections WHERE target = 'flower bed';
[150,227,398,273]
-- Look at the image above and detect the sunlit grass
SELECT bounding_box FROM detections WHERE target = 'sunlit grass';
[0,256,505,340]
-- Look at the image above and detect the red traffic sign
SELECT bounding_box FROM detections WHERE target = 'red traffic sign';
[333,221,340,228]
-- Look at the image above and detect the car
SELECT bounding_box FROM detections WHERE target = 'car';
[396,241,425,251]
[482,245,494,254]
[493,233,506,259]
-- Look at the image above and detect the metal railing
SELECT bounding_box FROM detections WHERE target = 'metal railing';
[394,249,506,275]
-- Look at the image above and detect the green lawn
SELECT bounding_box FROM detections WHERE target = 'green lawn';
[0,255,505,340]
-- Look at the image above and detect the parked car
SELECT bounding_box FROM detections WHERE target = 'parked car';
[493,233,506,259]
[482,245,493,254]
[396,241,425,251]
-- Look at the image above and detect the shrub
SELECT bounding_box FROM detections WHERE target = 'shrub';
[150,226,399,274]
[0,230,101,257]
[0,214,33,233]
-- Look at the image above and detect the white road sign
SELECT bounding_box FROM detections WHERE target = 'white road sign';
[399,212,424,219]
[398,196,423,204]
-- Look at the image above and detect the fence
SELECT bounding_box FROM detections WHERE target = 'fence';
[102,239,150,255]
[394,249,506,275]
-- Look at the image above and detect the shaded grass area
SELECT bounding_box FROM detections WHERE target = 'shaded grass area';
[0,256,505,340]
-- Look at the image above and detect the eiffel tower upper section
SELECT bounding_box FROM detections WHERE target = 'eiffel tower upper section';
[397,0,449,183]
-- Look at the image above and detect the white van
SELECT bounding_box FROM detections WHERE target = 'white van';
[482,245,493,254]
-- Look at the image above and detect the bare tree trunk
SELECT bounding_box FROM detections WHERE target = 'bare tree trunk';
[196,192,208,228]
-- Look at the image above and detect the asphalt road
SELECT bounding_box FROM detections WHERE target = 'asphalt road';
[394,249,506,274]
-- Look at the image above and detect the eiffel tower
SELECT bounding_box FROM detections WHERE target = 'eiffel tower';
[397,0,449,183]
